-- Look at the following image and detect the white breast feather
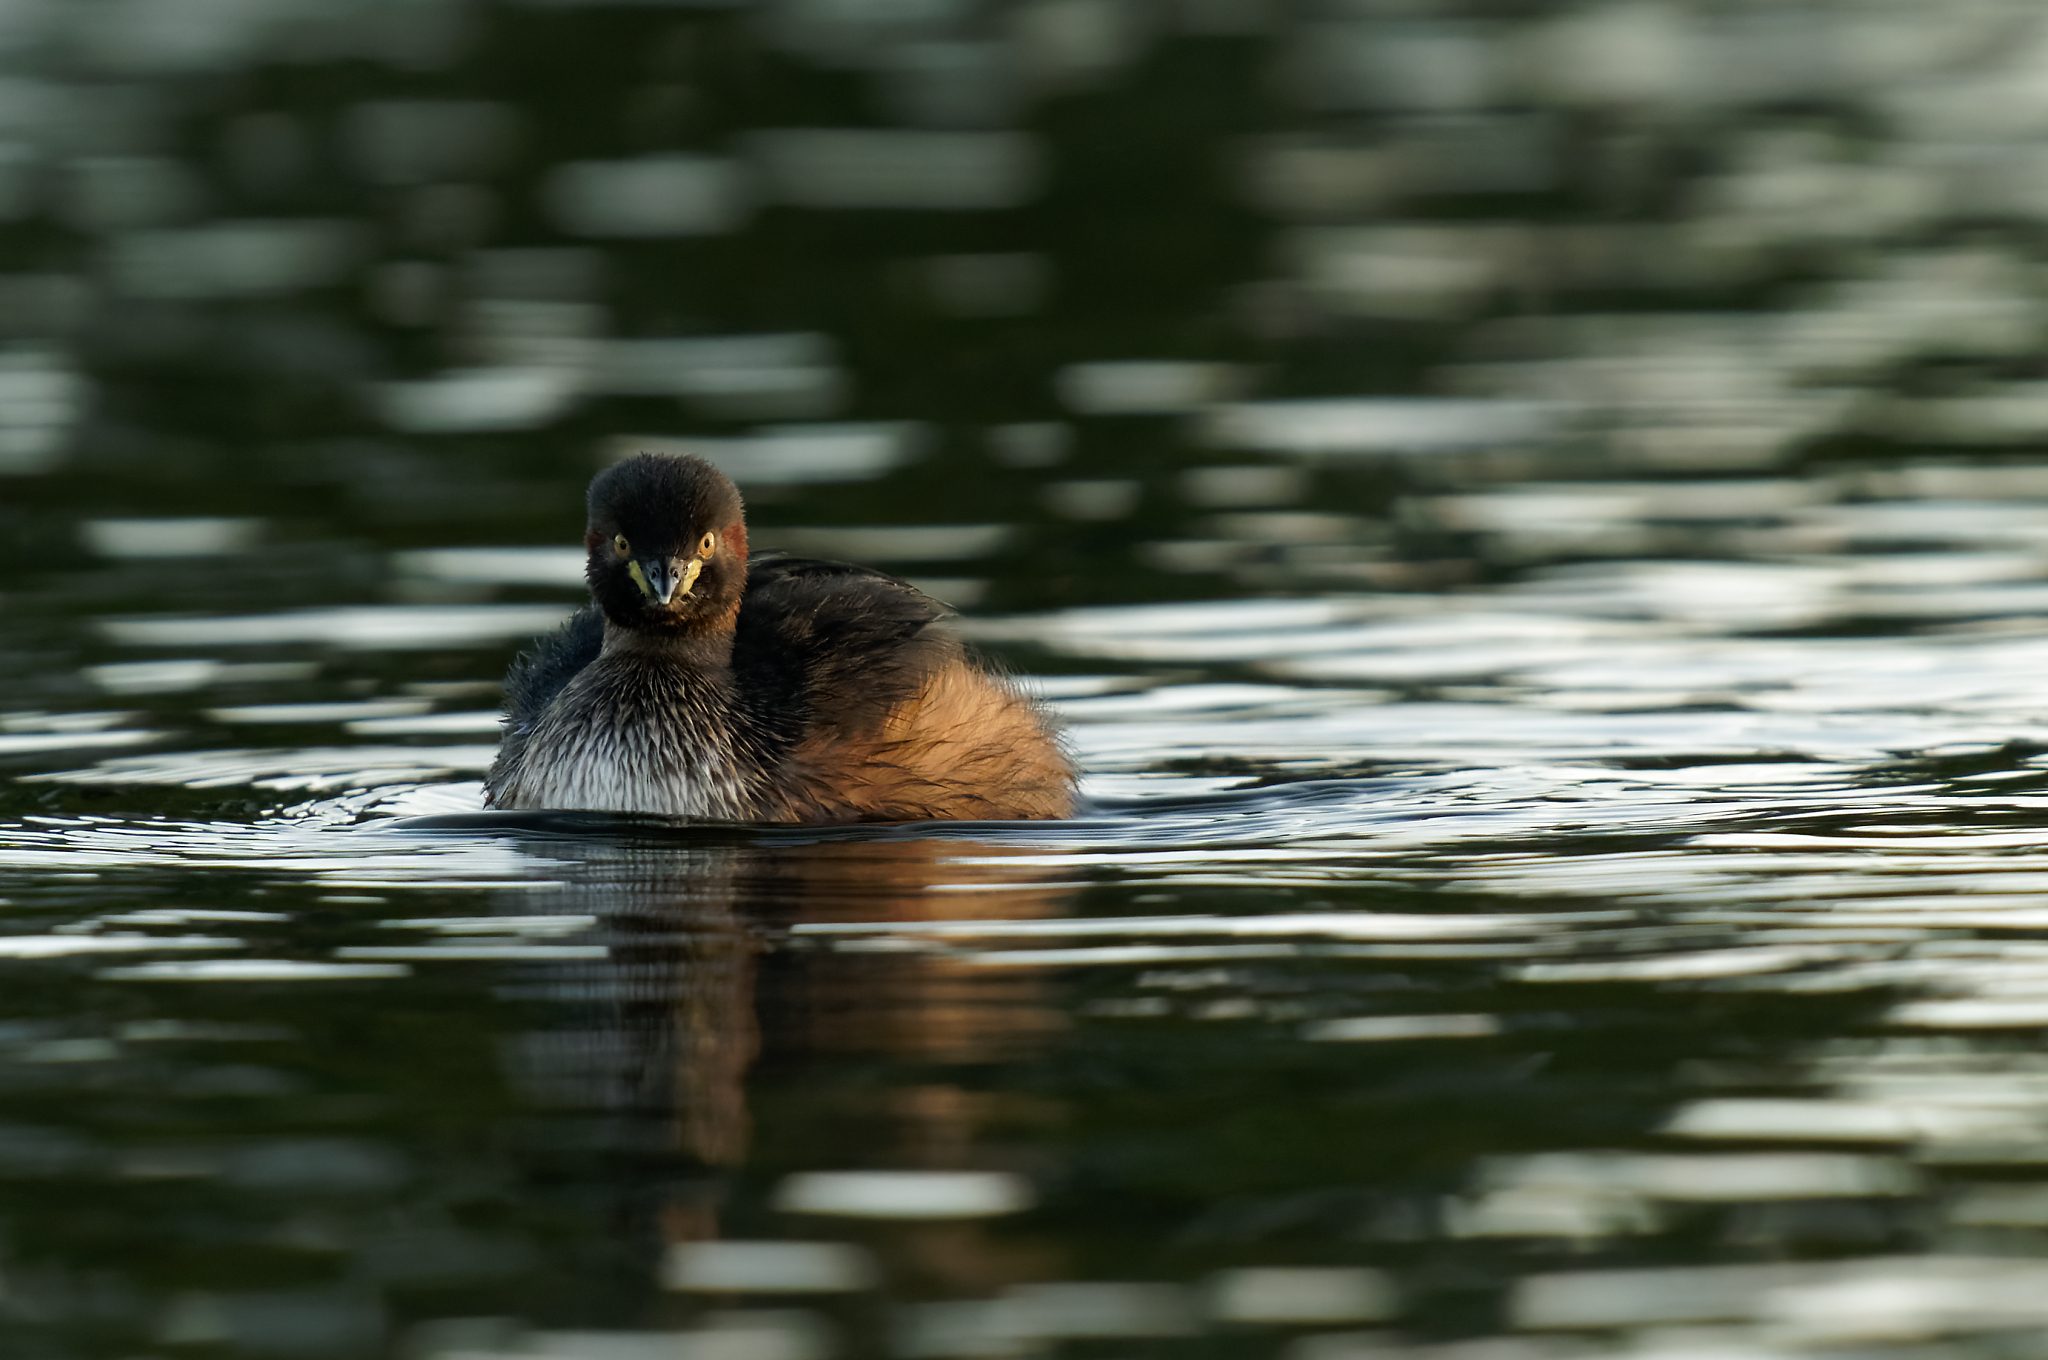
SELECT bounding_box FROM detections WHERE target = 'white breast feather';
[502,661,754,819]
[514,725,751,818]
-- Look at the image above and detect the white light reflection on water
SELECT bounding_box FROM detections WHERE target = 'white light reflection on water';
[26,745,496,791]
[0,808,558,884]
[663,1240,879,1294]
[774,1171,1033,1220]
[100,605,571,650]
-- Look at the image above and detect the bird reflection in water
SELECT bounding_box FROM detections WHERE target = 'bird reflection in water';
[486,828,1077,1314]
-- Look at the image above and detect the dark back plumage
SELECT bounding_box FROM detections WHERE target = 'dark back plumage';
[731,553,958,743]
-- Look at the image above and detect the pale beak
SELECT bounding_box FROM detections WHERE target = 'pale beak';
[632,556,703,605]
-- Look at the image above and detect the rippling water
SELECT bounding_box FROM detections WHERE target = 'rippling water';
[12,2,2048,1357]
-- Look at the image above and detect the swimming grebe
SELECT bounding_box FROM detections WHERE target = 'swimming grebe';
[484,452,1076,823]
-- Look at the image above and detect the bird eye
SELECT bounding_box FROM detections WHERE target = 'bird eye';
[698,531,717,557]
[612,534,631,558]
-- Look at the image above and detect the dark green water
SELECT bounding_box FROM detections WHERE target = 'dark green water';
[9,3,2048,1356]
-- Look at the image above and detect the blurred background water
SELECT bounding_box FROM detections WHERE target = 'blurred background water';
[11,1,2048,1356]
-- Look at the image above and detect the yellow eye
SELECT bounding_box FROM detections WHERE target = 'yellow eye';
[612,534,631,558]
[698,531,717,557]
